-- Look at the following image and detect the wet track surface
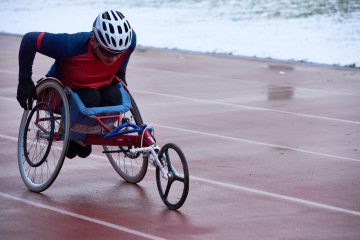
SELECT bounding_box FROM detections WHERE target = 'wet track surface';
[0,34,360,239]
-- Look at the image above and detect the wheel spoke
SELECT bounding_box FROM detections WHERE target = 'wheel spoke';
[163,179,173,199]
[165,150,171,166]
[173,174,185,183]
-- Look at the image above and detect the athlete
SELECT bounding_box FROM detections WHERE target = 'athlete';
[16,10,137,159]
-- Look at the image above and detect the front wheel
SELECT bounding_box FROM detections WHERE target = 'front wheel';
[156,143,189,210]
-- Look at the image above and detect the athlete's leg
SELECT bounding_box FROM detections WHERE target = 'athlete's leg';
[66,88,100,158]
[74,88,102,107]
[99,84,122,106]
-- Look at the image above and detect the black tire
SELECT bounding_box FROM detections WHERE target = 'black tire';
[156,143,189,210]
[103,92,148,183]
[18,79,70,192]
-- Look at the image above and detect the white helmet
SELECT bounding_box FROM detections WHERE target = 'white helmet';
[93,10,133,52]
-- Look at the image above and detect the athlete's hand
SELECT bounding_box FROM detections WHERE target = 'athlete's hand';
[16,78,37,110]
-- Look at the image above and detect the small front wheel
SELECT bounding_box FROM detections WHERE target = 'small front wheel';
[156,143,189,210]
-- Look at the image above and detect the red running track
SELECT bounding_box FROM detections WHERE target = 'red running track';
[0,34,360,239]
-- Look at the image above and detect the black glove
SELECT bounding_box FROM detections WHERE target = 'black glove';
[16,78,37,110]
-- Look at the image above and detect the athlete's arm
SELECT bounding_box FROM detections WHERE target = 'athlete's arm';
[115,30,137,85]
[18,32,89,80]
[17,32,89,109]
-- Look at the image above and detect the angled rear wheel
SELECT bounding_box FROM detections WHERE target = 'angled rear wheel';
[103,92,148,183]
[18,79,70,192]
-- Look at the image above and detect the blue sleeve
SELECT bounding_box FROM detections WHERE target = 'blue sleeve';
[18,32,90,80]
[18,32,40,80]
[116,30,137,85]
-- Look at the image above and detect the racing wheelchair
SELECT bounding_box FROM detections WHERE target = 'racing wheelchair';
[17,77,189,210]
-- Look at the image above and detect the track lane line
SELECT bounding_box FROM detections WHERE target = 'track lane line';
[132,89,360,125]
[2,87,360,126]
[1,133,359,217]
[190,176,360,217]
[1,68,360,125]
[0,192,167,240]
[151,124,360,163]
[0,96,17,102]
[0,96,359,162]
[128,66,360,96]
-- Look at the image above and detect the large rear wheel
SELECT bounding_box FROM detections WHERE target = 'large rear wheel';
[103,92,148,183]
[18,79,70,192]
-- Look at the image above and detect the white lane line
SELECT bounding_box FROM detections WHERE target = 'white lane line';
[132,89,360,125]
[3,86,358,126]
[0,192,166,240]
[0,93,358,162]
[1,59,359,97]
[0,134,19,141]
[0,96,17,102]
[189,176,360,217]
[0,87,16,93]
[0,69,18,75]
[0,69,42,78]
[1,69,360,125]
[1,133,359,217]
[2,94,358,162]
[0,93,358,163]
[129,66,360,96]
[151,124,360,163]
[4,88,360,125]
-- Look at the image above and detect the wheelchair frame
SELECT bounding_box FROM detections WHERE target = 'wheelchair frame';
[17,77,189,210]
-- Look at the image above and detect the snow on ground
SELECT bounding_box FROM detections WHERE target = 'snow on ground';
[0,0,359,67]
